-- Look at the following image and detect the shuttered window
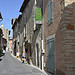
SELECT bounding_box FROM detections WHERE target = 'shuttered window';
[47,0,53,25]
[46,38,55,74]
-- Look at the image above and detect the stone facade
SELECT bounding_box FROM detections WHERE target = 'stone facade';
[12,18,18,56]
[9,37,12,52]
[17,15,25,57]
[19,0,43,69]
[0,24,10,52]
[12,0,75,74]
[43,0,75,75]
[56,1,75,75]
[43,0,62,73]
[0,28,3,54]
[12,0,43,70]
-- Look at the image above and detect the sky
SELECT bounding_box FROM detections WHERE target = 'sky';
[0,0,24,37]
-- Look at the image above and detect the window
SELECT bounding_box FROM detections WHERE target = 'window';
[47,0,53,25]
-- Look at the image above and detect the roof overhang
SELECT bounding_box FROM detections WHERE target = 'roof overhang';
[19,0,29,13]
[12,19,18,29]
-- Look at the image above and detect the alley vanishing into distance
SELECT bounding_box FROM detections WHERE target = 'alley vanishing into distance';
[1,0,75,75]
[0,52,46,75]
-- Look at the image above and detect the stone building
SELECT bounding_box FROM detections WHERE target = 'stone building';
[16,14,24,58]
[0,28,3,55]
[0,24,10,52]
[12,0,43,70]
[43,0,75,75]
[12,15,25,57]
[19,0,43,69]
[9,37,12,52]
[2,38,7,51]
[56,0,75,75]
[12,18,18,56]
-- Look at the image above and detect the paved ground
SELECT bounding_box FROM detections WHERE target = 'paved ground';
[0,52,46,75]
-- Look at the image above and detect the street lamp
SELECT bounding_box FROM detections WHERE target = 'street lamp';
[0,12,3,22]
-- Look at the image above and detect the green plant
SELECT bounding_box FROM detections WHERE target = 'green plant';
[25,41,28,44]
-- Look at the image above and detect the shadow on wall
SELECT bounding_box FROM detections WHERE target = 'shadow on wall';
[56,70,65,75]
[46,70,65,75]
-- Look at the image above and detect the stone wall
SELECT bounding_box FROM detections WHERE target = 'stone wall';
[21,0,43,67]
[43,0,61,72]
[56,1,75,75]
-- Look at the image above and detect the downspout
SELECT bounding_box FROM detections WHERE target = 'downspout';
[41,0,44,71]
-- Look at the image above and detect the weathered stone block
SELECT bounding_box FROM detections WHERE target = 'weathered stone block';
[66,25,74,30]
[64,36,75,40]
[66,4,73,8]
[65,17,74,20]
[64,10,72,14]
[65,50,75,53]
[61,27,67,31]
[62,45,72,49]
[65,72,75,75]
[63,30,75,33]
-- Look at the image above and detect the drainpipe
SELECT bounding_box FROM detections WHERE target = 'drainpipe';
[41,0,44,71]
[41,23,44,71]
[33,0,37,31]
[34,0,37,67]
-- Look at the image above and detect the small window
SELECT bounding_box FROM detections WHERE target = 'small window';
[47,0,53,25]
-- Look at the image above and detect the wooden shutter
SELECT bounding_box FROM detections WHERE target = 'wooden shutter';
[47,0,53,25]
[46,38,55,74]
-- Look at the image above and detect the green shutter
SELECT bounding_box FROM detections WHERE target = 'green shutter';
[46,38,55,74]
[47,0,53,25]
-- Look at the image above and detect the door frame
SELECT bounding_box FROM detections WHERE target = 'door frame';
[46,34,56,74]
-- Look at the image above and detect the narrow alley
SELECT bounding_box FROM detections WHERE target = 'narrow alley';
[0,52,46,75]
[0,0,75,75]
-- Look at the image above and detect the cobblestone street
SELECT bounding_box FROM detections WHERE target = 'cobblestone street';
[0,52,46,75]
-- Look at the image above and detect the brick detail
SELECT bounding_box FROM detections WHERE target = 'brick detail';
[60,2,75,75]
